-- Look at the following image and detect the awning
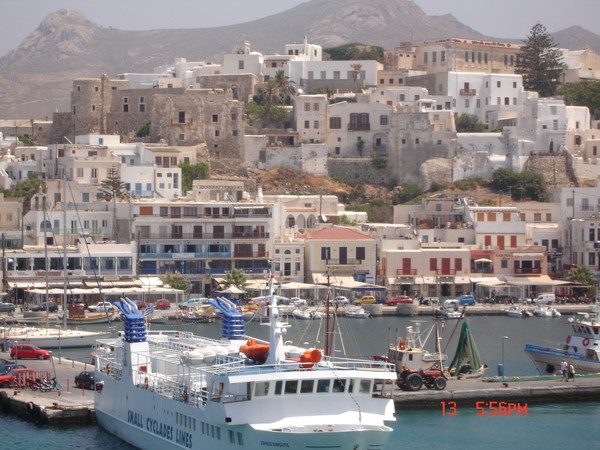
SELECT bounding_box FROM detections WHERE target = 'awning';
[503,275,556,286]
[139,277,164,287]
[415,276,436,285]
[512,253,545,257]
[474,258,492,263]
[454,276,471,284]
[471,277,500,283]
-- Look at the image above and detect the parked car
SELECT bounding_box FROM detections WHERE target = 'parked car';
[332,296,350,306]
[0,368,37,388]
[132,300,148,310]
[179,298,209,309]
[291,297,308,307]
[28,301,59,313]
[152,299,171,310]
[74,370,104,391]
[385,296,413,305]
[0,363,23,377]
[458,295,476,306]
[10,344,52,360]
[87,301,114,313]
[355,295,377,305]
[0,303,16,313]
[524,293,555,305]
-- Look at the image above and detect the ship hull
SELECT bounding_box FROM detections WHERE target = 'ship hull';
[524,344,600,375]
[96,378,392,450]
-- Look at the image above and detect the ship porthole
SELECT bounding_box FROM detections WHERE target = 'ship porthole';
[545,364,555,374]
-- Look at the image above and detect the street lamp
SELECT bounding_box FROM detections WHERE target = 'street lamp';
[502,336,508,379]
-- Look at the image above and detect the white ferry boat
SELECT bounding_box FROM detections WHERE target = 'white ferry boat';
[524,307,600,375]
[94,276,396,449]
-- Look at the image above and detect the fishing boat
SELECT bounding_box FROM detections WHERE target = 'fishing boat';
[504,305,533,318]
[533,305,561,317]
[524,307,600,375]
[93,276,397,449]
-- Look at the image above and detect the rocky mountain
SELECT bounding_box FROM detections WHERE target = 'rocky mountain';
[0,0,598,119]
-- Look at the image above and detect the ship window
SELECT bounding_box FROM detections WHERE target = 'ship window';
[254,381,269,396]
[237,432,244,445]
[229,430,236,444]
[359,379,372,393]
[332,379,346,393]
[284,380,298,394]
[316,379,330,393]
[275,380,283,395]
[300,380,314,393]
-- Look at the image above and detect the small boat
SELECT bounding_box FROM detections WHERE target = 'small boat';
[65,309,117,325]
[525,307,600,375]
[533,305,561,317]
[436,306,462,319]
[292,308,323,320]
[504,305,533,318]
[178,304,216,323]
[345,307,370,318]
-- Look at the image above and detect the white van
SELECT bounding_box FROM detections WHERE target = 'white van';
[534,293,555,305]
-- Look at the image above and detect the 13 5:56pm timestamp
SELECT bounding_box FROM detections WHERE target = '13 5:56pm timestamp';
[441,401,529,416]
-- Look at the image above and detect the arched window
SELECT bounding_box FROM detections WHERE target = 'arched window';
[40,220,52,231]
[287,216,296,228]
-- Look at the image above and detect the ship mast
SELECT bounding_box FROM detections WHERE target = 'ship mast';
[265,270,289,365]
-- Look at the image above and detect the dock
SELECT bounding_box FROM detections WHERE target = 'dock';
[0,350,97,425]
[2,346,600,426]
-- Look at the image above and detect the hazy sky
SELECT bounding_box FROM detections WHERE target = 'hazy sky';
[1,0,599,56]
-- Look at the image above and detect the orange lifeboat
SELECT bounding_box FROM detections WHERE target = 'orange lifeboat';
[240,339,269,364]
[299,348,322,369]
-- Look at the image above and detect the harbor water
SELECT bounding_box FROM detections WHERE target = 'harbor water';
[1,314,597,448]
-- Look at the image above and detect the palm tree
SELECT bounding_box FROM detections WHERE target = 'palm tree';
[273,70,296,104]
[350,64,363,93]
[566,265,595,297]
[223,269,248,290]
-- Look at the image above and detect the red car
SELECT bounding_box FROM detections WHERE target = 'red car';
[153,299,171,310]
[0,368,37,388]
[385,296,414,305]
[10,344,52,360]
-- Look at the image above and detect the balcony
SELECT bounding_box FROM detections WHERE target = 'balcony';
[396,268,417,275]
[436,268,457,275]
[325,258,362,266]
[347,124,370,131]
[233,251,269,258]
[233,232,270,239]
[514,267,542,274]
[459,89,477,96]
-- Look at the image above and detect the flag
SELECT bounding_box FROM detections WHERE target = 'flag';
[144,305,155,318]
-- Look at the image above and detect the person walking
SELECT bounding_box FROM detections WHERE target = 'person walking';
[568,363,576,382]
[560,359,568,381]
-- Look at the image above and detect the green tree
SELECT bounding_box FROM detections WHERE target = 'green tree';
[273,70,296,104]
[160,271,191,296]
[455,114,486,132]
[98,168,129,201]
[135,122,150,137]
[179,162,210,193]
[324,43,385,63]
[515,23,564,97]
[557,80,600,120]
[222,269,248,290]
[350,63,363,93]
[490,169,547,201]
[566,265,595,296]
[17,135,34,145]
[356,137,365,157]
[392,184,423,204]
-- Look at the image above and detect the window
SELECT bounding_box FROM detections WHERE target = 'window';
[329,117,341,129]
[304,102,310,111]
[123,104,129,112]
[349,113,370,130]
[333,71,340,79]
[380,115,388,125]
[335,146,340,155]
[238,60,244,70]
[465,99,470,108]
[139,104,145,112]
[432,51,436,62]
[320,71,326,79]
[91,105,96,112]
[424,52,428,63]
[356,247,365,260]
[313,103,319,111]
[178,111,186,124]
[215,130,220,137]
[212,114,218,122]
[321,247,331,260]
[313,120,319,129]
[441,51,445,62]
[304,120,310,129]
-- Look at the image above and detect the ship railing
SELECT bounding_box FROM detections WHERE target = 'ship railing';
[524,344,585,359]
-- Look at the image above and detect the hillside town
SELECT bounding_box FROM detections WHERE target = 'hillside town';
[1,33,600,303]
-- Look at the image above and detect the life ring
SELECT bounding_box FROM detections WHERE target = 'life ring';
[583,338,590,346]
[144,377,149,389]
[566,336,571,344]
[398,340,406,350]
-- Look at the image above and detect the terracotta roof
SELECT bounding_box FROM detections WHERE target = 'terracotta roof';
[307,227,373,241]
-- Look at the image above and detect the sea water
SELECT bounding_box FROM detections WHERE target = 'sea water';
[1,314,593,448]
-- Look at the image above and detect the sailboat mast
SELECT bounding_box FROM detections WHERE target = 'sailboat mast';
[43,202,49,330]
[62,175,68,330]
